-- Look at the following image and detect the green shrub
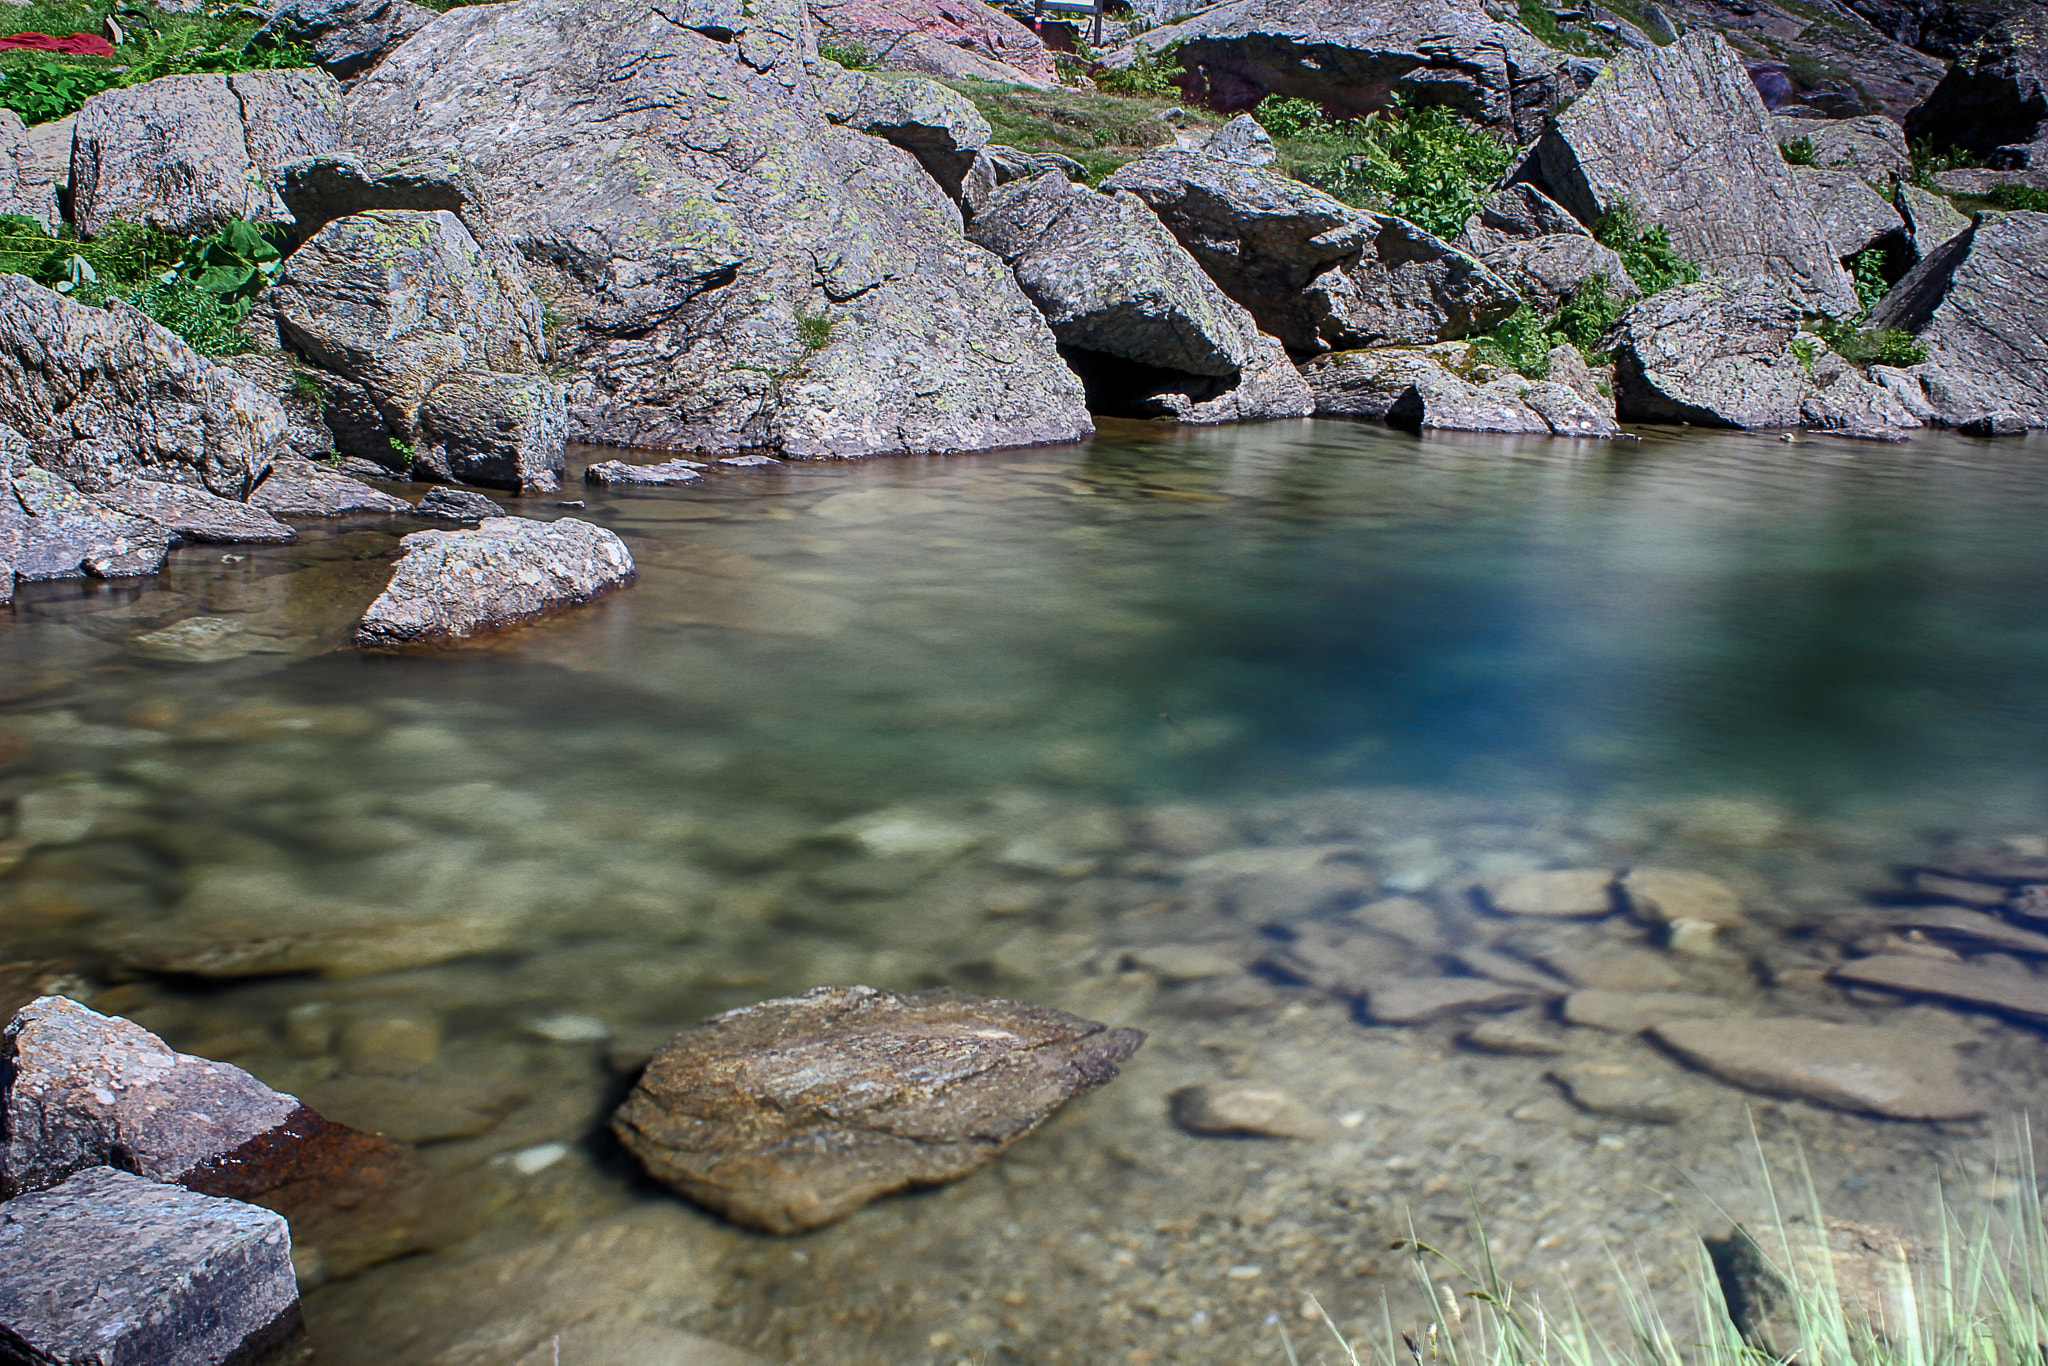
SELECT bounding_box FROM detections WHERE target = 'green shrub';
[0,55,123,124]
[1815,315,1927,366]
[175,217,285,307]
[817,37,876,69]
[1988,182,2048,210]
[1846,245,1890,311]
[86,277,249,355]
[795,306,834,350]
[1591,201,1699,295]
[1779,133,1817,165]
[1264,95,1512,240]
[1469,272,1624,375]
[1908,136,1978,187]
[1094,41,1181,96]
[1554,271,1623,354]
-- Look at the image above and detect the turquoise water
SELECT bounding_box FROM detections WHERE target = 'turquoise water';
[5,418,2048,1364]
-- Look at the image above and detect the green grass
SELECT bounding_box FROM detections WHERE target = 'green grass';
[1987,183,2048,211]
[1280,1131,2048,1366]
[939,77,1196,184]
[1781,135,1818,166]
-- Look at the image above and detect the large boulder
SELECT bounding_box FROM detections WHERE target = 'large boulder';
[1101,150,1520,354]
[1478,233,1639,314]
[0,275,287,497]
[1122,0,1578,140]
[1795,166,1906,259]
[0,110,60,231]
[70,70,344,236]
[1869,211,2048,428]
[1304,344,1619,436]
[4,457,175,583]
[354,515,635,647]
[1771,114,1911,179]
[1604,279,1809,428]
[827,70,991,202]
[611,985,1144,1233]
[1904,15,2047,166]
[1511,32,1859,316]
[1455,182,1588,256]
[0,1167,304,1366]
[267,208,562,489]
[252,0,441,83]
[809,0,1056,85]
[344,0,1093,458]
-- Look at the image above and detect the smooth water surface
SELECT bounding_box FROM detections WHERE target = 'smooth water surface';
[5,419,2048,1365]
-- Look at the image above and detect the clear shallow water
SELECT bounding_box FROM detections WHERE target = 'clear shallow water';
[5,419,2048,1364]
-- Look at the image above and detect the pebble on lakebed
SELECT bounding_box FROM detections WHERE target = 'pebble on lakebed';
[610,985,1144,1233]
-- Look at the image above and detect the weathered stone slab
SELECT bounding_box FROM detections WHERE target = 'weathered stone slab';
[1877,905,2048,956]
[70,69,343,235]
[0,276,286,498]
[1478,869,1617,917]
[248,457,411,516]
[354,515,634,648]
[7,460,174,582]
[1830,953,2048,1022]
[0,1167,303,1366]
[0,109,60,232]
[585,458,706,486]
[1652,1016,1982,1118]
[1795,166,1905,258]
[830,70,991,200]
[89,478,297,544]
[1606,280,1809,428]
[1561,989,1734,1033]
[1479,233,1639,315]
[1772,113,1911,179]
[1362,976,1546,1023]
[413,370,567,493]
[611,985,1143,1232]
[412,485,502,520]
[1514,32,1858,315]
[810,0,1056,85]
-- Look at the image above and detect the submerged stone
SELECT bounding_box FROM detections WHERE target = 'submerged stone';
[1651,1016,1982,1118]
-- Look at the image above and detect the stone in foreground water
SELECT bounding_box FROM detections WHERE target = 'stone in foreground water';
[612,985,1144,1233]
[1652,1017,1982,1119]
[0,1166,303,1366]
[352,515,634,648]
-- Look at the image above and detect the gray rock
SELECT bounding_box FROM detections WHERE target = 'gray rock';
[1300,343,1476,421]
[1894,182,1970,257]
[248,456,412,516]
[1771,113,1912,179]
[1881,905,2048,956]
[1518,377,1622,436]
[1114,332,1314,423]
[1536,943,1685,992]
[0,276,287,498]
[412,485,502,520]
[412,370,568,493]
[1512,33,1859,315]
[1462,1013,1569,1056]
[1904,17,2047,165]
[1561,989,1734,1033]
[272,151,504,257]
[829,70,991,200]
[354,515,634,648]
[970,174,1263,378]
[0,995,298,1197]
[1388,372,1551,434]
[252,0,439,82]
[1870,363,1940,422]
[809,0,1058,87]
[7,460,174,582]
[1479,233,1639,315]
[1606,279,1809,428]
[1794,166,1906,258]
[0,1167,303,1366]
[1829,953,2048,1022]
[0,109,59,231]
[1869,212,2048,429]
[70,69,344,235]
[1479,869,1616,917]
[1617,867,1745,926]
[1726,1216,1925,1358]
[223,353,338,462]
[586,458,706,486]
[611,985,1143,1232]
[1548,1061,1690,1123]
[1261,924,1413,998]
[1449,947,1571,994]
[1458,184,1588,255]
[1123,0,1576,140]
[1652,1016,1983,1118]
[1195,114,1275,167]
[1799,347,1924,432]
[1363,976,1546,1024]
[345,0,1091,458]
[1103,150,1519,354]
[1169,1081,1330,1138]
[88,478,297,544]
[269,209,549,471]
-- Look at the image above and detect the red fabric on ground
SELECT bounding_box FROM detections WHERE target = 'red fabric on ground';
[0,32,117,57]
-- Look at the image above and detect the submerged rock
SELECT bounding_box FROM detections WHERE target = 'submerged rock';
[585,458,706,487]
[346,0,1091,457]
[1651,1016,1982,1118]
[0,1167,303,1366]
[354,516,634,648]
[1829,953,2048,1022]
[1362,976,1546,1023]
[1169,1081,1330,1139]
[1512,33,1858,315]
[1868,212,2048,429]
[1101,151,1519,354]
[0,275,287,498]
[611,985,1143,1233]
[70,69,344,235]
[1478,869,1616,918]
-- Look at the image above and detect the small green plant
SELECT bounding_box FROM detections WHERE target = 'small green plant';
[0,55,124,125]
[94,277,249,355]
[1789,335,1819,373]
[388,436,417,468]
[1094,41,1181,96]
[176,218,286,307]
[289,368,325,403]
[1470,273,1624,375]
[817,37,877,69]
[1779,133,1817,165]
[1908,136,1980,188]
[795,307,834,351]
[1815,315,1927,366]
[1988,182,2048,210]
[1592,201,1699,295]
[1846,245,1890,312]
[1263,94,1513,239]
[1553,271,1623,355]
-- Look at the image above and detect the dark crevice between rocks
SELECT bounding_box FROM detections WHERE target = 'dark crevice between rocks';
[1057,346,1242,420]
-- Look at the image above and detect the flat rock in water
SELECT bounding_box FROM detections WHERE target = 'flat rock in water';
[249,458,411,516]
[0,1167,303,1366]
[1169,1081,1330,1138]
[1618,867,1745,926]
[1462,1013,1569,1056]
[1883,905,2048,956]
[1829,954,2048,1022]
[1548,1061,1691,1124]
[1562,989,1733,1033]
[4,458,174,583]
[1918,847,2048,886]
[354,515,634,648]
[89,478,297,543]
[1363,976,1546,1024]
[1478,869,1616,917]
[610,985,1143,1233]
[1535,943,1685,992]
[1652,1016,1983,1118]
[1449,946,1570,994]
[586,459,707,487]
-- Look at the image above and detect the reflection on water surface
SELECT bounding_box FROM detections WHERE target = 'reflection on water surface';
[5,419,2048,1365]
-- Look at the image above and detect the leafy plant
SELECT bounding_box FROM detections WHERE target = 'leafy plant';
[1263,94,1513,239]
[1988,182,2048,210]
[1788,335,1819,373]
[289,368,325,402]
[1553,271,1623,354]
[0,54,123,125]
[1591,201,1699,295]
[1815,316,1927,366]
[1469,272,1625,375]
[1779,133,1817,165]
[388,436,417,467]
[1908,136,1979,187]
[176,218,285,307]
[85,277,249,355]
[1847,245,1890,311]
